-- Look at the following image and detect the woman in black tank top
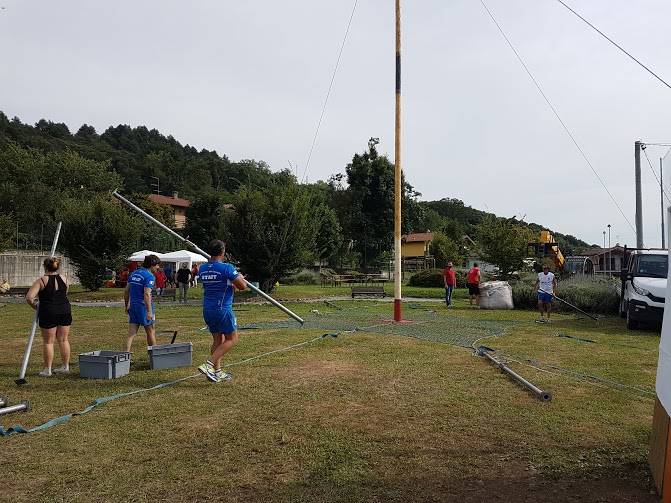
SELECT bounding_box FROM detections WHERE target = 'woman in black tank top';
[26,257,72,377]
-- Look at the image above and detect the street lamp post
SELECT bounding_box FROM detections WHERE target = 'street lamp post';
[607,224,611,275]
[602,230,606,273]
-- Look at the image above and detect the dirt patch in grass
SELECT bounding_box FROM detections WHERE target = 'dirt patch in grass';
[283,358,366,382]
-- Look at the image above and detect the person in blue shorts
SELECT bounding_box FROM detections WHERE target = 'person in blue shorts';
[534,264,558,323]
[197,239,247,382]
[124,254,161,352]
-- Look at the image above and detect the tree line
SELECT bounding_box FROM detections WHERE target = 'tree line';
[0,112,593,290]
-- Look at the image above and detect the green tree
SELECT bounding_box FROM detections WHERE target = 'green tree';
[430,232,463,268]
[130,194,180,252]
[223,185,318,292]
[476,215,533,279]
[314,204,343,267]
[0,143,121,249]
[345,138,422,268]
[57,196,141,290]
[184,192,230,249]
[0,213,13,252]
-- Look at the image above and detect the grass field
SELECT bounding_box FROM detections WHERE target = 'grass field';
[0,297,662,502]
[66,283,464,302]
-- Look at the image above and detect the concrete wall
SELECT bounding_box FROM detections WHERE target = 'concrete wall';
[0,250,78,287]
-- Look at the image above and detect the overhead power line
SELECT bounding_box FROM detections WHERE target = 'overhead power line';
[301,0,359,182]
[554,0,671,91]
[642,146,671,206]
[479,0,636,233]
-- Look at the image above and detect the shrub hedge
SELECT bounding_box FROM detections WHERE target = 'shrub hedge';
[408,268,485,288]
[281,270,319,285]
[511,274,620,314]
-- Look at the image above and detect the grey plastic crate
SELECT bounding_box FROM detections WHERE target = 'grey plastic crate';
[79,351,131,379]
[148,342,192,370]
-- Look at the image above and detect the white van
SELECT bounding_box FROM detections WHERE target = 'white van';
[620,249,668,329]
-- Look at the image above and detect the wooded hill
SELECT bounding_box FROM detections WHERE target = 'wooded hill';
[0,112,592,262]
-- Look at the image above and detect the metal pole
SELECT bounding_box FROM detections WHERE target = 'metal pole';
[607,224,611,275]
[662,158,666,249]
[0,401,30,416]
[393,0,403,322]
[538,288,599,321]
[112,190,304,324]
[16,222,62,385]
[635,141,644,248]
[602,230,606,272]
[477,348,552,401]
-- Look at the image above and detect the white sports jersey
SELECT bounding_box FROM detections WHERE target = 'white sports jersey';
[538,271,555,294]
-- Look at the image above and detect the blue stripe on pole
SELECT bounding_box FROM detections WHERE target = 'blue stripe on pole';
[396,53,401,92]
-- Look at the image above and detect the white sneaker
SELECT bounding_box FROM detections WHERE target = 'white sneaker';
[53,365,70,374]
[215,370,233,382]
[39,368,52,377]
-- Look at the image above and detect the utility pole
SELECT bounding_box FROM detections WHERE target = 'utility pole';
[635,141,643,248]
[393,0,403,322]
[661,157,666,249]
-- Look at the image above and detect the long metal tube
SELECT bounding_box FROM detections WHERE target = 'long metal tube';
[16,222,62,384]
[479,349,552,402]
[0,401,29,416]
[112,190,304,324]
[538,288,599,321]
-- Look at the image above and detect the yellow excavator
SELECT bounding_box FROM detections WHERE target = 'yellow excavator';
[529,230,565,271]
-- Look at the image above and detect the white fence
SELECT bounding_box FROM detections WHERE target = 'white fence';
[0,250,78,287]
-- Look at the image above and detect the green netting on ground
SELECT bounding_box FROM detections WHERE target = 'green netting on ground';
[239,302,519,348]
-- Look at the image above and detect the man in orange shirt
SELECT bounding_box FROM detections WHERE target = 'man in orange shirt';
[466,263,481,306]
[443,262,457,307]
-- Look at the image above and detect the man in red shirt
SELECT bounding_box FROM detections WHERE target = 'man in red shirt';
[443,262,457,307]
[466,263,481,306]
[154,266,167,303]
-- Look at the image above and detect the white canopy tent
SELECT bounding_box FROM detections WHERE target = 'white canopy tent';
[157,250,208,270]
[128,250,161,262]
[128,249,207,270]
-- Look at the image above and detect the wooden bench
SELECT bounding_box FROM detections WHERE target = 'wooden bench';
[0,287,30,297]
[351,286,386,298]
[158,288,177,302]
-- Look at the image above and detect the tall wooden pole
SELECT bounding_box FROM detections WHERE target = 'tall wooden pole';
[393,0,402,322]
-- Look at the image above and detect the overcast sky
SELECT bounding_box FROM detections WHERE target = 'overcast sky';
[2,0,671,247]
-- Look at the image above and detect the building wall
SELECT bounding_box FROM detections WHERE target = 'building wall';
[174,208,186,229]
[0,251,78,287]
[401,242,427,258]
[589,253,624,272]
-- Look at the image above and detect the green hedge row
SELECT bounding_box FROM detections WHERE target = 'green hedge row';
[511,274,620,314]
[407,268,490,288]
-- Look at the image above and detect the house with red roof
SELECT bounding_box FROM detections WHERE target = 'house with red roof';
[148,192,191,229]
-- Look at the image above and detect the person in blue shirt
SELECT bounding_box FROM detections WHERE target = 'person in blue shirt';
[123,254,161,352]
[197,240,246,382]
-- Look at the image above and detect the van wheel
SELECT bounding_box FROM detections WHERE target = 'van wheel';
[626,309,639,330]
